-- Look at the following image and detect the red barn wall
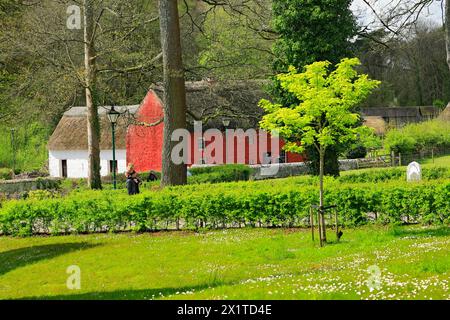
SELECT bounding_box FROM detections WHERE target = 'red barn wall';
[126,90,305,173]
[126,90,164,172]
[187,131,305,165]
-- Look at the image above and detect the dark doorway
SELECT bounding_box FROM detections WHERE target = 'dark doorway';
[61,160,67,178]
[109,160,118,174]
[280,150,286,163]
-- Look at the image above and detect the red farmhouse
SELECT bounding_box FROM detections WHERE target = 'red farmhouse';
[126,81,304,172]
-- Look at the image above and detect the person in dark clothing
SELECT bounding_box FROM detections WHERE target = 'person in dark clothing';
[126,163,141,195]
[147,171,158,182]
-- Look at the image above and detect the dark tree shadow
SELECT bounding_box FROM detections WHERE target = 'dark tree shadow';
[20,282,231,300]
[0,242,99,276]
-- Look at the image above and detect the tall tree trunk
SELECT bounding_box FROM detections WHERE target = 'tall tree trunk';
[413,55,424,106]
[445,0,450,72]
[84,0,102,189]
[158,0,187,187]
[319,147,327,243]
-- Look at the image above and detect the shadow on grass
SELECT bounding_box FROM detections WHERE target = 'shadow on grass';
[390,226,450,238]
[20,282,230,300]
[0,242,99,276]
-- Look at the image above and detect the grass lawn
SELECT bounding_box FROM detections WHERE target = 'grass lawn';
[0,225,449,300]
[422,155,450,167]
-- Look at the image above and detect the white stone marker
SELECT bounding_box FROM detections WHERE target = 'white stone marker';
[406,161,422,182]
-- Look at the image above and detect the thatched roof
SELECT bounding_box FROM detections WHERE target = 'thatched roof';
[363,116,386,136]
[55,81,445,150]
[439,104,450,121]
[48,81,270,151]
[360,106,440,119]
[48,106,138,150]
[152,80,270,130]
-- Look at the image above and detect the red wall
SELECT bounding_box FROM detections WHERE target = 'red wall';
[126,91,164,172]
[126,90,305,172]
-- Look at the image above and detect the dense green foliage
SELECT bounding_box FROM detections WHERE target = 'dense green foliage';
[0,123,49,172]
[1,176,448,236]
[385,120,450,154]
[338,166,450,183]
[260,59,380,155]
[55,165,251,193]
[0,168,13,180]
[345,145,368,159]
[272,0,356,72]
[189,164,252,184]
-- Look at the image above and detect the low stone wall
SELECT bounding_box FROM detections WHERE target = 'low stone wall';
[250,162,311,180]
[250,158,389,180]
[0,177,62,195]
[339,159,359,171]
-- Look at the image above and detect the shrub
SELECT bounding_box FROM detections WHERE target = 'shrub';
[0,123,49,172]
[338,166,450,183]
[433,99,446,110]
[345,145,367,159]
[0,177,448,236]
[0,168,13,180]
[188,164,253,184]
[385,120,450,154]
[27,189,59,201]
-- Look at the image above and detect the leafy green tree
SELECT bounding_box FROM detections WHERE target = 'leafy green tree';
[259,58,380,242]
[196,3,274,80]
[272,0,356,72]
[270,0,357,176]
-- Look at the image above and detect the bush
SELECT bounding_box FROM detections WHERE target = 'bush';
[188,164,253,184]
[101,166,251,186]
[346,145,367,159]
[0,177,448,236]
[27,190,59,201]
[433,99,446,110]
[385,120,450,154]
[0,123,49,172]
[0,168,13,180]
[339,166,450,183]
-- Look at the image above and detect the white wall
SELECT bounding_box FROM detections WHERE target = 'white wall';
[49,149,126,178]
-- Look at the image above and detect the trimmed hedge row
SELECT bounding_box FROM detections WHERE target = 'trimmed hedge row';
[338,166,450,183]
[188,164,253,184]
[0,179,448,236]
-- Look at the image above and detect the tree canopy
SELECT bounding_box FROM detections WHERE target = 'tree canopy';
[260,58,380,154]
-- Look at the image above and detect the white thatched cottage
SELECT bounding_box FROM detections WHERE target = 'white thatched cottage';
[47,105,139,178]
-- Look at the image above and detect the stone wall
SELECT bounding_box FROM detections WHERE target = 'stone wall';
[250,159,388,180]
[0,177,62,195]
[250,162,311,180]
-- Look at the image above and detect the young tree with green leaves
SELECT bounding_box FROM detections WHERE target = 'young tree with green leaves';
[259,58,380,243]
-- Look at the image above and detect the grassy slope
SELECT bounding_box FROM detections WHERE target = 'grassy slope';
[421,155,450,167]
[339,154,450,176]
[0,225,448,300]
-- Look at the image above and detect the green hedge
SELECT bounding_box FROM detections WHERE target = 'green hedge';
[385,120,450,154]
[0,178,448,236]
[97,165,250,187]
[188,164,253,184]
[338,166,450,183]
